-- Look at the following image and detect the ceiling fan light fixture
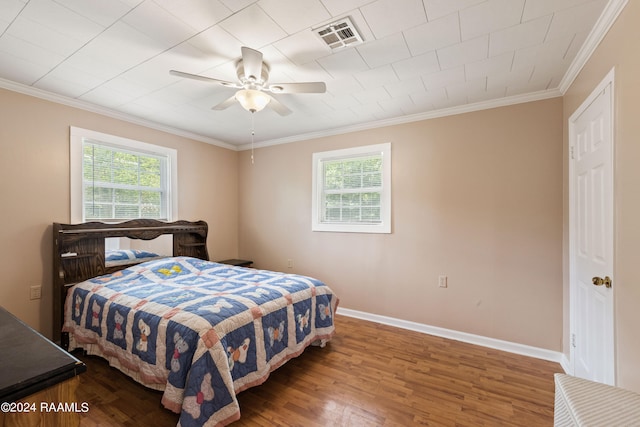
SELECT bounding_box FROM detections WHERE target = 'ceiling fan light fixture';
[235,89,270,113]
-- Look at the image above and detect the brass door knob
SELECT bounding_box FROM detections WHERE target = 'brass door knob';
[592,276,612,288]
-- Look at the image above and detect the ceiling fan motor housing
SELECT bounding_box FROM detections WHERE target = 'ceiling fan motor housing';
[236,60,270,88]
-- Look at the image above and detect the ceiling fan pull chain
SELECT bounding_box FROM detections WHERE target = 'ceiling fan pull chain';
[251,112,255,165]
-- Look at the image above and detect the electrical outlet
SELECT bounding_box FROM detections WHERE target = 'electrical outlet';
[30,285,42,300]
[287,259,294,268]
[438,275,448,288]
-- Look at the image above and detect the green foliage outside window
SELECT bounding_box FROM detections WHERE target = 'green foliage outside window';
[322,155,383,224]
[83,143,165,220]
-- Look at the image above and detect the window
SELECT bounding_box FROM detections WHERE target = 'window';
[312,143,391,233]
[70,127,177,223]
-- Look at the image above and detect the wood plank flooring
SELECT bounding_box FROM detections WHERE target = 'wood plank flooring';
[75,315,562,426]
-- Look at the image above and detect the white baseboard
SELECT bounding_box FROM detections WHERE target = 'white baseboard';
[337,307,567,366]
[560,354,572,375]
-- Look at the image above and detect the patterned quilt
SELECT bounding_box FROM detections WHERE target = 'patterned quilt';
[63,257,338,426]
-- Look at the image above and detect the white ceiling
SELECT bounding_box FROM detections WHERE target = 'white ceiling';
[0,0,615,148]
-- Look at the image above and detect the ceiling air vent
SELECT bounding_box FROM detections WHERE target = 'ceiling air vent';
[314,17,364,50]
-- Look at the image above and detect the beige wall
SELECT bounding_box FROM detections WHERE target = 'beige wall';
[563,2,640,392]
[239,98,564,350]
[0,88,239,338]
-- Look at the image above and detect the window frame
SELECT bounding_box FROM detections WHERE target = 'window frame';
[70,127,178,223]
[312,142,391,233]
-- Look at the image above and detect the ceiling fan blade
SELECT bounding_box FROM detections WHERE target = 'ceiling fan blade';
[211,95,238,111]
[267,95,292,116]
[267,82,326,94]
[169,70,237,87]
[241,47,263,82]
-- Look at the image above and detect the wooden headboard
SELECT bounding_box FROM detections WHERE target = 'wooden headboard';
[52,219,209,347]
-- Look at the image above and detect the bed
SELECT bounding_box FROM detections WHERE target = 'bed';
[52,219,338,426]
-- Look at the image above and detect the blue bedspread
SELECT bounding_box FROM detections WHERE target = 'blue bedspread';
[63,257,338,426]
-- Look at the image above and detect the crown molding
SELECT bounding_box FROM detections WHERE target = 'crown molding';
[0,77,237,151]
[558,0,628,94]
[240,88,562,151]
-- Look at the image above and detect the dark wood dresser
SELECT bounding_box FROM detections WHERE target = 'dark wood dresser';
[0,306,86,426]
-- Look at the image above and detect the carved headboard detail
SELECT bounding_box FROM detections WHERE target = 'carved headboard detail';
[52,219,209,346]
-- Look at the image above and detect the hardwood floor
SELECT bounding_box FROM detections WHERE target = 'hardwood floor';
[75,315,562,426]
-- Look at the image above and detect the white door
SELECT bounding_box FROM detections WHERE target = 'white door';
[569,70,615,385]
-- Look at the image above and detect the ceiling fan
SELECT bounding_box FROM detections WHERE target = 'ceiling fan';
[169,46,326,116]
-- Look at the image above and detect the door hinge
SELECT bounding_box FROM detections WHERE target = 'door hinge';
[571,333,576,348]
[570,146,575,160]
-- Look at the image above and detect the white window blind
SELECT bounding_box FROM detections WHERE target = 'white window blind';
[82,141,167,220]
[70,127,177,223]
[322,154,383,223]
[312,143,391,233]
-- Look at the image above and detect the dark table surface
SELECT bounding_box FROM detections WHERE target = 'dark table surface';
[0,305,86,402]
